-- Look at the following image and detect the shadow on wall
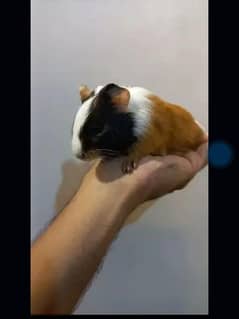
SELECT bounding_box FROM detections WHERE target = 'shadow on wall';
[54,158,155,224]
[54,159,93,215]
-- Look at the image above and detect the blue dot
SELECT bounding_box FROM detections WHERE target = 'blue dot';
[209,141,234,168]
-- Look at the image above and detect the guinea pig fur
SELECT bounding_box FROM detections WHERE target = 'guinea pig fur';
[72,83,207,173]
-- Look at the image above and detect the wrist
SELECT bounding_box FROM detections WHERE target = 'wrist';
[76,168,142,221]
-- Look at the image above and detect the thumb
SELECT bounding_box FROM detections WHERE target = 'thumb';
[196,142,208,170]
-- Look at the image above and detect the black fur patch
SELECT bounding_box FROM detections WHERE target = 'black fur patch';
[79,84,137,157]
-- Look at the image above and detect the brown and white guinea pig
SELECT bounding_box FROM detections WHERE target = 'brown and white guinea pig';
[71,83,207,173]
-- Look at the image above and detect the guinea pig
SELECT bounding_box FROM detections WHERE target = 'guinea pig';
[71,83,207,173]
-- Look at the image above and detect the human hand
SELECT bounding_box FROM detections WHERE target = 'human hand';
[79,140,208,216]
[130,141,208,202]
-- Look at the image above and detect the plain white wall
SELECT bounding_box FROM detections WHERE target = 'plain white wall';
[31,0,208,314]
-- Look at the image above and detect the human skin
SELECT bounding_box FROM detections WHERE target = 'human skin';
[31,141,208,314]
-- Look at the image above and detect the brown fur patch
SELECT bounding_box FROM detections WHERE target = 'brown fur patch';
[129,94,205,160]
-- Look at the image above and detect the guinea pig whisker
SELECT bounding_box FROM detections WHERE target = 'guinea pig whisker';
[95,148,120,154]
[95,148,120,158]
[101,153,118,158]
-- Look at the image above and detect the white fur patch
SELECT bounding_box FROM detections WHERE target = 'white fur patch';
[71,97,94,156]
[127,87,152,137]
[95,85,104,94]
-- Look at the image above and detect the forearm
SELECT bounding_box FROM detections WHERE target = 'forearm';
[31,181,133,314]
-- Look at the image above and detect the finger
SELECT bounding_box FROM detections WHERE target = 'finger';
[196,142,208,170]
[202,127,208,140]
[202,134,208,143]
[182,142,208,173]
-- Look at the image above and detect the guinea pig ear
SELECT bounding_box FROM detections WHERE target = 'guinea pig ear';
[79,85,94,103]
[98,83,130,112]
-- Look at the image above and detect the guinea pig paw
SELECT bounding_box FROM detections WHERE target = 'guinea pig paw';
[122,159,138,174]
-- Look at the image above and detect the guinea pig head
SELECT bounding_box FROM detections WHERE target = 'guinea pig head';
[72,83,138,160]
